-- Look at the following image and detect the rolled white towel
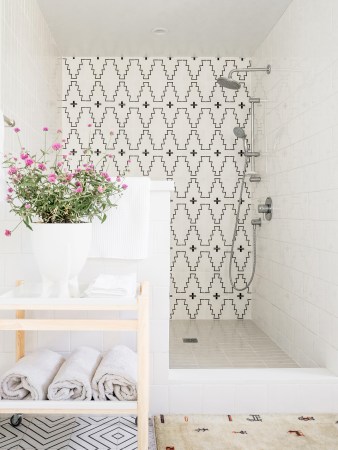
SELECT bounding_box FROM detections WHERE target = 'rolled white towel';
[48,346,101,401]
[92,345,137,401]
[0,349,64,400]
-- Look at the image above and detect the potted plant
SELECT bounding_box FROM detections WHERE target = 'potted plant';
[2,125,129,297]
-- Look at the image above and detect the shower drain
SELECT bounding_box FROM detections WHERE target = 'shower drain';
[182,338,198,343]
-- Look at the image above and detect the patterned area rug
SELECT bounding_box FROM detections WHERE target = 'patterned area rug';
[0,415,157,450]
[154,414,338,450]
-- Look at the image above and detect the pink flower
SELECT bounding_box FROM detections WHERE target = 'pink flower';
[122,184,128,190]
[6,194,12,202]
[108,153,113,158]
[97,186,104,193]
[20,153,28,160]
[57,162,63,167]
[8,166,18,175]
[7,187,13,193]
[65,173,73,181]
[106,177,111,182]
[75,186,83,193]
[38,163,46,171]
[116,176,121,182]
[48,173,57,183]
[62,154,69,160]
[57,129,62,133]
[43,127,48,131]
[4,229,11,237]
[14,128,20,133]
[25,158,34,166]
[52,142,61,151]
[75,181,82,187]
[25,203,31,209]
[87,124,92,128]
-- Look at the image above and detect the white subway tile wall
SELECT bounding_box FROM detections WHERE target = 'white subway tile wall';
[0,0,60,369]
[251,0,338,374]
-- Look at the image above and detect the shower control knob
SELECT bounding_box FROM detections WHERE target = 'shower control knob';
[258,197,272,221]
[258,204,270,213]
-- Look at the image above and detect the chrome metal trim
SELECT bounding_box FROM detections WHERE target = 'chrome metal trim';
[4,115,15,127]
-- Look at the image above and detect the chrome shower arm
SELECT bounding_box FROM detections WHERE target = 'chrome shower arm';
[228,65,271,78]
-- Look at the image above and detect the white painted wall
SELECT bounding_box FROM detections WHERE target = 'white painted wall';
[251,0,338,374]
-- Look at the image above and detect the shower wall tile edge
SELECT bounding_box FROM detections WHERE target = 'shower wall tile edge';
[251,0,338,374]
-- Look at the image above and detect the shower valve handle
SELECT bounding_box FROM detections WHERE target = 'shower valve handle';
[258,197,273,221]
[258,204,271,214]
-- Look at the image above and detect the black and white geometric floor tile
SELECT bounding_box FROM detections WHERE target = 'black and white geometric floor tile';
[0,415,31,450]
[0,415,157,450]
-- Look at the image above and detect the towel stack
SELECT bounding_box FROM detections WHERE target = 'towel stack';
[85,273,137,298]
[0,345,137,402]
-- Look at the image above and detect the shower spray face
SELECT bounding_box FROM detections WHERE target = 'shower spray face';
[216,77,241,90]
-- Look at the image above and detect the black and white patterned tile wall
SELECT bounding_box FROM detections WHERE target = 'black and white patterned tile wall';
[62,57,253,320]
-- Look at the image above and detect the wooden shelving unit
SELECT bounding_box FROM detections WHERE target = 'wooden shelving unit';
[0,281,149,450]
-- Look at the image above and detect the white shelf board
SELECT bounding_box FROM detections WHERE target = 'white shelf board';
[0,297,138,311]
[0,283,138,310]
[0,400,137,415]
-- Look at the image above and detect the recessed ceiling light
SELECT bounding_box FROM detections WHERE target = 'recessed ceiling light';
[152,27,168,35]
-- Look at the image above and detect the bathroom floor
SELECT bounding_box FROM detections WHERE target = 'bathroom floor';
[170,320,299,369]
[0,415,157,450]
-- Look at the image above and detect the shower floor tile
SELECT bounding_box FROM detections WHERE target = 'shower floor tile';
[170,320,299,369]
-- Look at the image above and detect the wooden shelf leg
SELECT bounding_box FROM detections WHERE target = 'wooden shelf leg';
[137,282,149,450]
[15,311,25,361]
[15,280,25,361]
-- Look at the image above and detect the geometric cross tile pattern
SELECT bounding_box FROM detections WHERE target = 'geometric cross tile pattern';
[0,415,157,450]
[62,57,253,320]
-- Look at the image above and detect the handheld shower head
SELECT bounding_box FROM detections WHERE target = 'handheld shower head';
[233,127,246,139]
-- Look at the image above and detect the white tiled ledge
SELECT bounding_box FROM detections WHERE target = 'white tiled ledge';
[150,180,175,192]
[123,178,174,192]
[169,368,338,384]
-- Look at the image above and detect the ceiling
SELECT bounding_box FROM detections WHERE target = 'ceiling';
[37,0,292,56]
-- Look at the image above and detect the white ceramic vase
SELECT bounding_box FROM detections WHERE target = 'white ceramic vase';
[31,223,92,297]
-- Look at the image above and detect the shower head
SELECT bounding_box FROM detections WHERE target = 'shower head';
[233,127,246,139]
[217,77,241,90]
[217,64,271,91]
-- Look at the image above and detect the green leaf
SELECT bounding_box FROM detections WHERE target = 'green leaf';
[23,219,33,231]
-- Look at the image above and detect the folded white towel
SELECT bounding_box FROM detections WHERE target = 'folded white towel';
[85,273,137,298]
[48,346,101,401]
[92,345,137,401]
[0,349,64,400]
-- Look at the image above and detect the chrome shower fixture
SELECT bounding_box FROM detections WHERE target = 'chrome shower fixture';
[258,197,273,221]
[233,126,246,139]
[217,64,271,90]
